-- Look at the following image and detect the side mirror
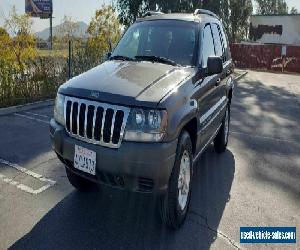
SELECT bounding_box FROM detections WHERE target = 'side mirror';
[207,56,223,76]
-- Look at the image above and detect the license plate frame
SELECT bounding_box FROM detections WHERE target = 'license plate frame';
[74,145,96,176]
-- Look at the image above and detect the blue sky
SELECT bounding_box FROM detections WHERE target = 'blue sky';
[1,0,300,32]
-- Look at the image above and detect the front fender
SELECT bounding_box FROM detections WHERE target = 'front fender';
[157,71,199,142]
[164,97,198,141]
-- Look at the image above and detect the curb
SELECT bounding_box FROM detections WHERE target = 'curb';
[0,99,54,116]
[234,71,248,81]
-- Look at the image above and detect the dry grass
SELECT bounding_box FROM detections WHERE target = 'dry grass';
[37,49,68,58]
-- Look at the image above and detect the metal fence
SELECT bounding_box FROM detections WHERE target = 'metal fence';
[0,40,104,108]
[230,43,300,74]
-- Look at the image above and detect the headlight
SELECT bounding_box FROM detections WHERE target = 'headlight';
[132,109,145,127]
[124,109,167,142]
[54,93,65,126]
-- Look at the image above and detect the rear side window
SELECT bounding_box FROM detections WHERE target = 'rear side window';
[220,25,228,49]
[219,24,229,60]
[202,24,215,68]
[211,23,223,58]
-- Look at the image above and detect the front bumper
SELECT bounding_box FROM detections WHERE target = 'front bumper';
[50,119,177,193]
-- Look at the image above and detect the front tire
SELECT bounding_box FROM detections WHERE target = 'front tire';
[160,131,193,229]
[65,167,96,192]
[214,104,230,153]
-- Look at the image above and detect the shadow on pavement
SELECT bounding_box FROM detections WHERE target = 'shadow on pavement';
[231,75,300,199]
[232,78,300,142]
[10,147,235,250]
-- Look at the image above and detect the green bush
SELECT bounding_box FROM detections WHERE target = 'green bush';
[0,41,108,108]
[0,56,68,108]
[71,43,104,77]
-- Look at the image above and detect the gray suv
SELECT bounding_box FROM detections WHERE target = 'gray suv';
[50,9,234,229]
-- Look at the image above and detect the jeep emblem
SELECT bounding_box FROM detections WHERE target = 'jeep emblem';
[91,91,100,98]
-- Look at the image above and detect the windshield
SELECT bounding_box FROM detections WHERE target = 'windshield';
[112,20,198,66]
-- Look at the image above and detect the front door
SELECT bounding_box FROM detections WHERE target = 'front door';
[194,23,222,153]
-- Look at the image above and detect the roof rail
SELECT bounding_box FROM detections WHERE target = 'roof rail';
[143,11,164,18]
[194,9,219,19]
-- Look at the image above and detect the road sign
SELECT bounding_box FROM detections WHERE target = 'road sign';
[25,0,53,18]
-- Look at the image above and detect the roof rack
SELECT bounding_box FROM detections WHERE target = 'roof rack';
[194,9,219,19]
[142,11,164,18]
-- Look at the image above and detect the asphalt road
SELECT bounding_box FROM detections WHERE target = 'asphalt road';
[0,70,299,250]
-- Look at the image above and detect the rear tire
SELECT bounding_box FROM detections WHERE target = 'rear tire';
[214,104,230,153]
[65,167,96,192]
[160,131,193,229]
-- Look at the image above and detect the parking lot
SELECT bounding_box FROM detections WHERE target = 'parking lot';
[0,70,299,250]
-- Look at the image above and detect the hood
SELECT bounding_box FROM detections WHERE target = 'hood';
[59,60,193,107]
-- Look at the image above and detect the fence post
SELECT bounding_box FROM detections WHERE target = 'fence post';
[281,45,287,73]
[68,40,72,79]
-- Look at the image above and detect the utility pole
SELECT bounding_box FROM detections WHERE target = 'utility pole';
[50,14,53,50]
[68,40,72,79]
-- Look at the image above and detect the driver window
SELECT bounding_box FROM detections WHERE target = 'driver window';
[115,28,140,58]
[125,29,140,58]
[202,24,216,68]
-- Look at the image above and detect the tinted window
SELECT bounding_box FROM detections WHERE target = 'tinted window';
[220,26,228,48]
[202,24,215,68]
[112,20,198,66]
[219,25,229,60]
[211,23,223,57]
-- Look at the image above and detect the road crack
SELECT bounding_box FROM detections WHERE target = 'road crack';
[189,210,243,250]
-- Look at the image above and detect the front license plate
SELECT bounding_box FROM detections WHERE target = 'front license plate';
[74,145,96,175]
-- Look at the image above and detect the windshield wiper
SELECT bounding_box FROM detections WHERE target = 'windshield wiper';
[135,55,179,66]
[109,55,135,61]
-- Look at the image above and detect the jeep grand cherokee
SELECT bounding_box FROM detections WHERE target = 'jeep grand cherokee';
[50,9,234,229]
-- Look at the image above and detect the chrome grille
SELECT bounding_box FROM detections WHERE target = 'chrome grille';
[64,97,130,149]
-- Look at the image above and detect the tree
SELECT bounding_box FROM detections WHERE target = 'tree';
[4,6,36,71]
[256,0,289,15]
[219,0,230,34]
[71,5,122,75]
[116,0,253,42]
[87,5,122,55]
[0,27,14,63]
[117,0,144,26]
[228,0,253,42]
[202,0,222,16]
[0,27,15,89]
[290,7,298,14]
[117,0,203,26]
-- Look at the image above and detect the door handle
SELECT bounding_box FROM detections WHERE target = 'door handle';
[216,78,221,86]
